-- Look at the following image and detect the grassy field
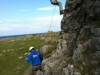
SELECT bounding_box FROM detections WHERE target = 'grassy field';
[0,32,59,75]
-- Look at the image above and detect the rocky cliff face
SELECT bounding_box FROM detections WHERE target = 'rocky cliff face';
[37,0,100,75]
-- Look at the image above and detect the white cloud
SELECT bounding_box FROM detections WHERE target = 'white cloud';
[5,20,18,22]
[37,6,59,11]
[28,15,62,30]
[0,15,63,36]
[0,21,2,23]
[0,27,11,31]
[37,6,65,11]
[37,7,53,11]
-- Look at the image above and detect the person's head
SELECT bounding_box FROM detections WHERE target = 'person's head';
[29,46,34,52]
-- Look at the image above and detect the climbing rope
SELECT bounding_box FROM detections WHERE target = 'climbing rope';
[48,5,56,32]
[45,5,56,38]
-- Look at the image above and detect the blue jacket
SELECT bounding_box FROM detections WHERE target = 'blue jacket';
[26,50,43,66]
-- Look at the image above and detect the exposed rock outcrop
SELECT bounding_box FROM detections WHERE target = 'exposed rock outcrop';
[40,45,52,55]
[36,0,100,75]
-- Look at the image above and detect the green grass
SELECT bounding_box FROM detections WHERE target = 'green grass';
[0,32,59,75]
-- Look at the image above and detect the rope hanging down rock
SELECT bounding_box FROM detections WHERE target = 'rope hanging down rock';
[48,5,56,32]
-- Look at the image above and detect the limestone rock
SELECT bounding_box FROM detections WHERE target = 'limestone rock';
[36,0,100,75]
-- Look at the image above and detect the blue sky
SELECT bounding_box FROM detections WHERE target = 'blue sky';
[0,0,66,36]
